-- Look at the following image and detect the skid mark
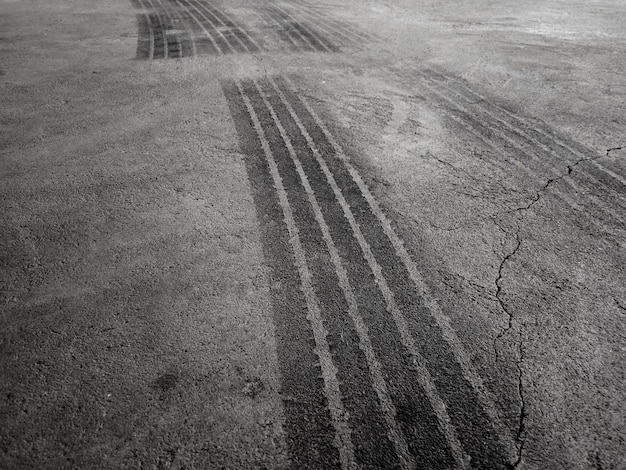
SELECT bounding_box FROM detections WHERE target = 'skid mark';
[253,0,374,53]
[286,0,377,43]
[135,13,152,59]
[129,0,373,57]
[129,0,261,58]
[414,68,626,229]
[223,75,516,469]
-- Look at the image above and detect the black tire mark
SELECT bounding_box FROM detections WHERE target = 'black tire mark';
[250,78,406,469]
[260,7,316,52]
[145,0,181,58]
[186,0,246,53]
[286,0,377,43]
[135,13,152,59]
[137,0,169,58]
[222,79,342,470]
[178,0,233,54]
[267,5,339,52]
[157,0,184,58]
[256,80,456,466]
[147,12,166,59]
[170,0,220,55]
[227,75,518,467]
[195,0,261,53]
[276,2,356,48]
[273,75,515,469]
[160,0,195,57]
[579,163,626,200]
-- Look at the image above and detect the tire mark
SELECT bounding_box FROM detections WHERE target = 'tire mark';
[177,0,233,53]
[415,71,626,223]
[278,74,520,466]
[255,77,413,469]
[152,0,185,58]
[131,0,263,57]
[226,77,460,468]
[276,2,361,48]
[259,6,316,52]
[421,69,626,202]
[223,79,343,469]
[424,90,626,236]
[273,76,501,469]
[267,5,339,52]
[135,13,152,59]
[148,11,167,58]
[159,0,194,57]
[425,69,626,190]
[226,79,350,469]
[171,0,222,55]
[134,0,168,58]
[286,0,377,43]
[186,0,246,53]
[195,0,261,53]
[225,74,520,467]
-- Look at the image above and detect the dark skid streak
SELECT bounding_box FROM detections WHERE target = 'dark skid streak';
[263,5,339,52]
[222,79,342,470]
[130,0,372,59]
[129,0,261,59]
[222,75,513,469]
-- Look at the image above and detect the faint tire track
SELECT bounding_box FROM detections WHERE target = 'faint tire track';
[258,6,316,52]
[266,5,338,52]
[411,69,626,228]
[426,69,626,189]
[421,68,626,203]
[195,0,261,52]
[286,0,377,43]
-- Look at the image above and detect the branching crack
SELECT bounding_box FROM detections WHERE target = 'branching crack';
[606,146,624,156]
[494,149,608,337]
[491,152,603,467]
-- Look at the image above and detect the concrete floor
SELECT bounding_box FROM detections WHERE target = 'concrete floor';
[1,0,624,468]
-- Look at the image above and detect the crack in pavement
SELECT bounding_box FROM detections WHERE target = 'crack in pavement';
[506,336,527,470]
[606,146,623,156]
[493,147,619,342]
[490,148,617,467]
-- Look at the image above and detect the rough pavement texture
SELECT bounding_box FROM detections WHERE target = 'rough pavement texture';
[1,0,624,468]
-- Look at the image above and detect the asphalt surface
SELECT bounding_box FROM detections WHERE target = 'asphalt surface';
[1,0,625,469]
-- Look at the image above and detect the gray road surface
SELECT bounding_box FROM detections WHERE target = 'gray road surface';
[1,0,625,468]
